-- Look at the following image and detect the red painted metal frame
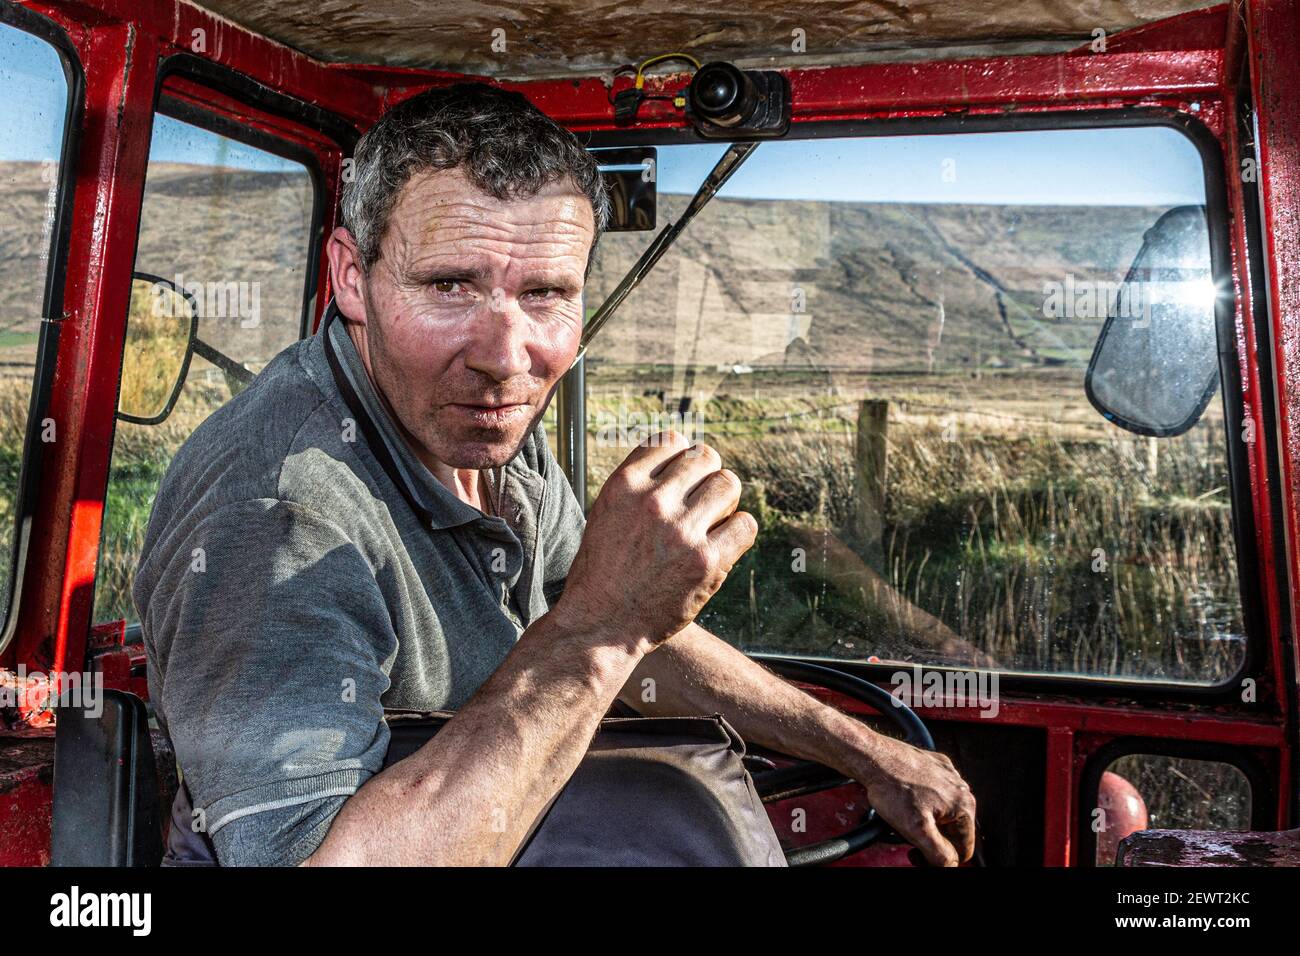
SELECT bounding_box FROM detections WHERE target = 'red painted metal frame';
[1244,1,1300,823]
[0,0,1292,867]
[1221,2,1291,723]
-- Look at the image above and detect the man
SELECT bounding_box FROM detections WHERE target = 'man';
[135,83,976,867]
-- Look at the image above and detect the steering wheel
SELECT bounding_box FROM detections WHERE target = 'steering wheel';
[748,659,936,867]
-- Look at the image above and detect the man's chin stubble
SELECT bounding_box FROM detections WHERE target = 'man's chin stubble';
[432,422,537,471]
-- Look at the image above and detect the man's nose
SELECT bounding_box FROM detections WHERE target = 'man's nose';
[463,293,533,382]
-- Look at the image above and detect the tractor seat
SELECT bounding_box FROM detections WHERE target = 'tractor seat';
[50,688,177,866]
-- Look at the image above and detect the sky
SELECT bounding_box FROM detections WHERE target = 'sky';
[4,19,1205,206]
[0,25,305,173]
[649,127,1206,206]
[0,22,67,162]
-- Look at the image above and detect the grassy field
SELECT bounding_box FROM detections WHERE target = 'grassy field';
[74,349,1245,680]
[584,363,1246,838]
[0,375,29,600]
[93,364,244,623]
[585,366,1244,685]
[56,366,1242,688]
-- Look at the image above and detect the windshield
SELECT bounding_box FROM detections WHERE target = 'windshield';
[581,125,1241,685]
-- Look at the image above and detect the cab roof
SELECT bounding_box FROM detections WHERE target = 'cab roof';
[190,0,1225,80]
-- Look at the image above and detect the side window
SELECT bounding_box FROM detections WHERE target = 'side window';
[1093,754,1252,865]
[584,126,1243,684]
[92,106,317,624]
[0,17,73,632]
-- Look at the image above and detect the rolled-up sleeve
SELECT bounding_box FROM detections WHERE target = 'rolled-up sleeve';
[135,498,396,866]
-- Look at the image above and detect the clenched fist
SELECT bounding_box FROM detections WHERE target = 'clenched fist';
[556,430,758,649]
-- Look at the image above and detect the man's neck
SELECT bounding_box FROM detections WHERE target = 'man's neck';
[453,469,491,514]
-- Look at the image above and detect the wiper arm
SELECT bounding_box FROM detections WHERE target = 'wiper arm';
[574,140,760,365]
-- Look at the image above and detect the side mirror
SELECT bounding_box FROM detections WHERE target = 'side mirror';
[116,273,198,425]
[1085,205,1222,437]
[593,147,657,232]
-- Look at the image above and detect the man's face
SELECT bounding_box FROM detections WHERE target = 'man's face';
[331,166,595,472]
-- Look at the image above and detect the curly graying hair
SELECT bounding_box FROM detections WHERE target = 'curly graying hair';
[341,83,610,272]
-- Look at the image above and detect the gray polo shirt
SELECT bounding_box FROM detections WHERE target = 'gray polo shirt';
[133,307,587,866]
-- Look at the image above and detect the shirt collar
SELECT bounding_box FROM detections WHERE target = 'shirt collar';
[320,301,496,531]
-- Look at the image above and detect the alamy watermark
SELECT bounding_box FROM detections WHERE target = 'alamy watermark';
[0,665,103,718]
[151,273,261,329]
[49,886,150,936]
[890,666,999,718]
[1042,270,1217,328]
[1042,274,1150,325]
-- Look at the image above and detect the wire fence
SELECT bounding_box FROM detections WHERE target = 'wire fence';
[587,394,1097,431]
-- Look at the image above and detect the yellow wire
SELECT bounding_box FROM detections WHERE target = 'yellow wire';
[634,52,703,89]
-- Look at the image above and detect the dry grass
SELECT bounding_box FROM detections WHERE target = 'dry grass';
[587,375,1244,684]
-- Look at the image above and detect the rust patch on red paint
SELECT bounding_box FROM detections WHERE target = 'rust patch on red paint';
[0,735,55,791]
[1118,827,1300,866]
[0,733,54,865]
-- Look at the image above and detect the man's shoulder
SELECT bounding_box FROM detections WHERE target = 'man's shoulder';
[141,336,381,561]
[161,337,335,498]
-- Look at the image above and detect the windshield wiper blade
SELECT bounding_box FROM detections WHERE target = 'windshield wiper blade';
[574,140,760,365]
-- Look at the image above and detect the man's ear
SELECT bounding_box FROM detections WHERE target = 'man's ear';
[326,226,368,324]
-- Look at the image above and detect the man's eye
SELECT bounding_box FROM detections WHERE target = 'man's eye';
[432,279,462,294]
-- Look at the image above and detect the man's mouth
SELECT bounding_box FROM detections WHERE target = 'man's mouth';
[447,401,531,426]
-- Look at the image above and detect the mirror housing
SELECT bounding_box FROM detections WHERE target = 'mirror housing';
[116,272,198,425]
[593,147,657,232]
[1085,205,1222,438]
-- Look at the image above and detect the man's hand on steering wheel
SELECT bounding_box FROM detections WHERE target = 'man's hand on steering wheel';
[562,429,977,867]
[850,735,977,866]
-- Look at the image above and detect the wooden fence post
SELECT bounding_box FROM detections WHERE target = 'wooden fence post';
[855,399,888,566]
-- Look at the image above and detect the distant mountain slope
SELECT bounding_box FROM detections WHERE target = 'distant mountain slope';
[2,161,1166,379]
[585,193,1165,376]
[0,161,313,369]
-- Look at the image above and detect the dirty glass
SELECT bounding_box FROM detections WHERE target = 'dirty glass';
[92,110,315,624]
[583,127,1244,683]
[1093,754,1252,865]
[0,21,72,632]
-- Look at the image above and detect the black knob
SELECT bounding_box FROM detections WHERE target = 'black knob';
[690,62,757,125]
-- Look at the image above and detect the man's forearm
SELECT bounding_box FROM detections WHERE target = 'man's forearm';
[620,623,888,780]
[305,609,646,866]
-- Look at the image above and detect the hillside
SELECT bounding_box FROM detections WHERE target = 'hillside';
[2,160,1166,388]
[0,161,313,371]
[584,192,1163,381]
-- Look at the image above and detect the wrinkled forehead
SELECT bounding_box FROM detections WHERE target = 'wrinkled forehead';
[383,166,596,266]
